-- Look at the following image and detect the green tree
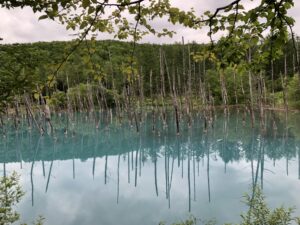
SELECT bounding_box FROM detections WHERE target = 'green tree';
[159,187,300,225]
[0,172,24,224]
[0,172,44,225]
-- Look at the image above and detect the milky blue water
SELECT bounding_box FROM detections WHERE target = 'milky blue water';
[1,110,300,225]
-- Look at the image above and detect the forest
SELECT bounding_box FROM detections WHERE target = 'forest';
[0,36,299,134]
[0,0,299,135]
[1,37,300,108]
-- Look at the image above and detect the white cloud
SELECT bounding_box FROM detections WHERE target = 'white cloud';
[0,7,71,43]
[0,0,299,44]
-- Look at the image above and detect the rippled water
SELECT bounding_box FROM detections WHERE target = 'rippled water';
[1,110,300,225]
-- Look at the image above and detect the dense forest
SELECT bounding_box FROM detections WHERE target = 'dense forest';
[0,38,299,111]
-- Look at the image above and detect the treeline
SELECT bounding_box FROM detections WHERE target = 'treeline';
[0,38,299,112]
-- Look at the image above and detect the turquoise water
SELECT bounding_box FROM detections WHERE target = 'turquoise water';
[1,110,300,225]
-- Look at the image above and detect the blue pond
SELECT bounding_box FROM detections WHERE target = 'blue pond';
[1,110,300,225]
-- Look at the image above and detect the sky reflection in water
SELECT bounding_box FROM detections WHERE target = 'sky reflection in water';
[1,111,300,225]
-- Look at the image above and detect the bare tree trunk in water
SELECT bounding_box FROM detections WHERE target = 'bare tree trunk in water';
[159,47,167,128]
[233,69,238,105]
[219,69,229,113]
[188,45,192,112]
[138,66,144,123]
[271,60,275,108]
[163,51,180,134]
[248,49,255,128]
[24,94,44,134]
[258,72,266,132]
[282,53,289,122]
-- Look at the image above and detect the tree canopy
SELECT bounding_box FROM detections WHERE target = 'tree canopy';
[1,0,298,73]
[0,0,296,43]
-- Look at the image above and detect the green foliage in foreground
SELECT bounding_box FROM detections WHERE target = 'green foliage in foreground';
[240,187,300,225]
[0,173,44,225]
[0,172,24,224]
[159,216,197,225]
[161,187,300,225]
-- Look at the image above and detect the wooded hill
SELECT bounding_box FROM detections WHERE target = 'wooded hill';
[0,38,299,112]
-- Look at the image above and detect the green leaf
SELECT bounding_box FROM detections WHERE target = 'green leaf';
[82,0,90,9]
[52,3,58,13]
[88,6,95,14]
[38,15,48,20]
[33,93,40,100]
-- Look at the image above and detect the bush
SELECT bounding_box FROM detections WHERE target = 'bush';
[0,172,24,225]
[160,186,300,225]
[240,187,300,225]
[287,75,300,109]
[159,216,197,225]
[0,173,44,225]
[49,91,67,109]
[67,83,121,109]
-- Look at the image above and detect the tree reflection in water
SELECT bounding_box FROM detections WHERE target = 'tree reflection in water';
[0,110,300,216]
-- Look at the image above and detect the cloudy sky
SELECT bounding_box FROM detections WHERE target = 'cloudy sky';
[0,0,300,44]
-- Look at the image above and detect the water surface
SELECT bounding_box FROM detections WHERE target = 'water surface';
[1,110,300,225]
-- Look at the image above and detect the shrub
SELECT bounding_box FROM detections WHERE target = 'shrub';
[160,186,300,225]
[0,172,24,225]
[0,173,44,225]
[49,91,67,109]
[287,75,300,109]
